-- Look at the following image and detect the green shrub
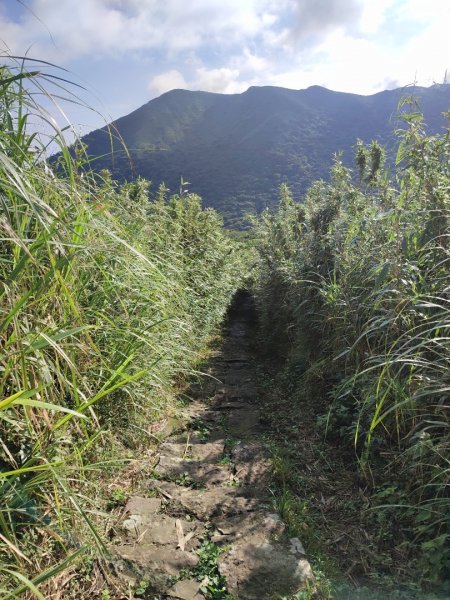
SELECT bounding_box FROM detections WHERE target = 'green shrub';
[252,102,449,587]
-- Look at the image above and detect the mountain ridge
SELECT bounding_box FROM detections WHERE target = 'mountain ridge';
[81,83,450,227]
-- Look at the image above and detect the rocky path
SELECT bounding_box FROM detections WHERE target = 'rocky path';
[110,292,312,599]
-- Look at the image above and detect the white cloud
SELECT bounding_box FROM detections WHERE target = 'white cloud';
[0,0,448,109]
[288,0,363,41]
[0,0,278,61]
[396,15,450,86]
[268,11,450,96]
[394,0,450,23]
[194,67,244,94]
[358,0,394,34]
[148,69,188,95]
[0,0,376,62]
[148,63,261,97]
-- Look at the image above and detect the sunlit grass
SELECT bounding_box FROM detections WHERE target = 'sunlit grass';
[0,57,246,596]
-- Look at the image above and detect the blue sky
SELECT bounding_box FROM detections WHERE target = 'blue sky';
[1,0,449,134]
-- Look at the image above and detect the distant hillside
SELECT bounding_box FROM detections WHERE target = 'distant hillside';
[81,84,450,227]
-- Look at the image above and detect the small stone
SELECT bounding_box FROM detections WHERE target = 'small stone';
[289,537,306,556]
[122,515,142,531]
[158,417,186,440]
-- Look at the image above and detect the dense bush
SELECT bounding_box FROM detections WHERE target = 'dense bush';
[252,102,449,587]
[0,63,245,595]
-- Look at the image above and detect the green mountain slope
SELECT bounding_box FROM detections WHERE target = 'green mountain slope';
[82,84,450,227]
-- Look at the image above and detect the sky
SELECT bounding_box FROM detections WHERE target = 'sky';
[1,0,449,134]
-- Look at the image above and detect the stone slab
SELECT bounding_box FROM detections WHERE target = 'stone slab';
[155,455,233,487]
[124,496,162,517]
[232,442,272,486]
[121,512,201,548]
[212,511,285,545]
[167,579,205,600]
[161,441,224,462]
[149,480,261,520]
[113,545,199,593]
[227,408,261,436]
[219,539,313,600]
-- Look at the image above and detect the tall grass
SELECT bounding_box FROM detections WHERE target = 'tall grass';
[0,60,245,596]
[252,103,449,587]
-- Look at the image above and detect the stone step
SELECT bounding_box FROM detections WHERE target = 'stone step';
[160,441,224,462]
[219,536,312,600]
[211,398,249,410]
[110,496,206,595]
[167,579,205,599]
[231,441,272,486]
[120,509,202,549]
[155,455,234,487]
[211,510,285,545]
[217,382,258,399]
[227,408,261,436]
[149,480,263,520]
[112,545,200,595]
[107,300,313,600]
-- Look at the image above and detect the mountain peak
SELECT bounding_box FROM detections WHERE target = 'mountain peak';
[305,85,329,92]
[80,84,450,227]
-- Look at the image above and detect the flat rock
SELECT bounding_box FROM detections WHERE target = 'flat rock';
[121,512,201,548]
[190,441,225,462]
[161,441,224,462]
[207,429,228,443]
[124,496,162,517]
[220,384,257,401]
[112,545,199,593]
[167,431,206,444]
[197,411,223,423]
[156,417,186,440]
[149,481,261,520]
[159,442,192,459]
[212,511,285,544]
[219,539,313,599]
[232,442,272,486]
[231,442,267,464]
[227,408,261,436]
[167,579,204,599]
[155,455,233,487]
[222,373,254,386]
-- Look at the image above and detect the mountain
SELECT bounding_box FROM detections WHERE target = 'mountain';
[81,84,450,227]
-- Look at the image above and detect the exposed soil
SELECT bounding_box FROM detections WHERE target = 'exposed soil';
[108,291,313,599]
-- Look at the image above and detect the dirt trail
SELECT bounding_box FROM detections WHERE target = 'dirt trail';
[111,292,312,599]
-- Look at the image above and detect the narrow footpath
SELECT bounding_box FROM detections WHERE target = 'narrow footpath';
[110,291,313,599]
